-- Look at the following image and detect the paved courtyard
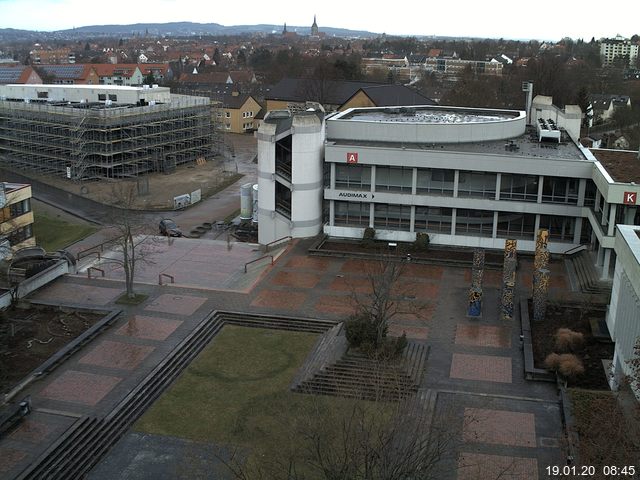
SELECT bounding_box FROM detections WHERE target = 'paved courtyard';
[0,238,567,479]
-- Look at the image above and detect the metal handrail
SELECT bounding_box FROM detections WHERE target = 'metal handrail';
[244,255,273,273]
[87,267,105,279]
[265,236,292,252]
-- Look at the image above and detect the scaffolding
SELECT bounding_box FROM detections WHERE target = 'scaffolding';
[0,94,214,180]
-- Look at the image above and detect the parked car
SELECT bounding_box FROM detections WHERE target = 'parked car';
[159,219,182,237]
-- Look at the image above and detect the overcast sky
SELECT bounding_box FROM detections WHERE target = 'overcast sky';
[0,0,638,41]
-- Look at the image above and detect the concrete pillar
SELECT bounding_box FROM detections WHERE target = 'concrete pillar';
[495,173,501,200]
[492,211,498,238]
[601,248,612,280]
[537,175,544,203]
[411,167,417,195]
[369,202,374,228]
[573,217,582,244]
[330,162,336,189]
[453,170,460,198]
[329,200,335,226]
[410,205,416,232]
[370,165,376,193]
[596,244,604,266]
[625,206,637,224]
[608,204,617,236]
[577,179,586,207]
[534,214,541,238]
[601,200,609,226]
[451,208,457,236]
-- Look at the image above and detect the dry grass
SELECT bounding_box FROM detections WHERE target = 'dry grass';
[545,353,585,379]
[554,328,584,353]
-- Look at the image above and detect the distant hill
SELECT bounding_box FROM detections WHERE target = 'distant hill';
[0,21,377,40]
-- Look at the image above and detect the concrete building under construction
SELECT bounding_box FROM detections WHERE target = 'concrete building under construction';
[0,84,214,180]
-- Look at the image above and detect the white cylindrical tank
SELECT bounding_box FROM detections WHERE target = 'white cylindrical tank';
[252,184,258,223]
[240,182,253,220]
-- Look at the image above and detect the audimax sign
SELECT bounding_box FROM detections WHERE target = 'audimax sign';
[337,191,369,199]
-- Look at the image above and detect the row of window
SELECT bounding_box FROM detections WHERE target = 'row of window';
[334,164,581,205]
[0,199,31,223]
[6,224,33,246]
[333,201,577,241]
[242,111,255,118]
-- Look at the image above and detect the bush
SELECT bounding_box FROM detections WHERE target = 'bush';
[554,328,584,352]
[544,353,561,371]
[345,313,378,348]
[413,232,430,252]
[546,353,584,379]
[361,227,376,248]
[558,354,585,378]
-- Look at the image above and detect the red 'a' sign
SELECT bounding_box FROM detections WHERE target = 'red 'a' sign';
[346,152,358,164]
[623,191,637,205]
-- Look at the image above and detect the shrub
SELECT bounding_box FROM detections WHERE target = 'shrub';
[345,313,377,348]
[558,354,585,378]
[361,227,376,248]
[413,232,430,252]
[554,328,584,353]
[544,353,562,371]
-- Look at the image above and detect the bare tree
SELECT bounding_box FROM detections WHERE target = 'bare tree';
[101,182,154,299]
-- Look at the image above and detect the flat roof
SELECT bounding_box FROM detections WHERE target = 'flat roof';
[4,83,169,93]
[590,149,640,183]
[333,105,522,124]
[330,130,586,161]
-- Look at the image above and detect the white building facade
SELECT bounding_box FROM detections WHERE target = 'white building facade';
[257,103,640,278]
[600,36,639,66]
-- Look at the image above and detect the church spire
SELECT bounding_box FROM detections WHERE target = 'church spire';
[311,15,319,36]
[282,22,287,35]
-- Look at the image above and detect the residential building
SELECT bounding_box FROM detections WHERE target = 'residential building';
[213,92,262,133]
[266,78,434,113]
[0,84,213,180]
[94,64,144,85]
[0,66,43,85]
[257,101,640,280]
[0,182,35,258]
[33,64,99,85]
[600,36,639,66]
[590,94,632,124]
[30,48,75,64]
[424,57,503,77]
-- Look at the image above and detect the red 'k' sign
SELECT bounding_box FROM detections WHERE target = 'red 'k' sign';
[346,152,358,164]
[623,191,637,205]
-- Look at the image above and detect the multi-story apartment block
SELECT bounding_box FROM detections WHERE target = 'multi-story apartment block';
[600,36,639,66]
[0,182,35,258]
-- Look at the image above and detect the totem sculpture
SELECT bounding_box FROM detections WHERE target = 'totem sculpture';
[468,248,485,317]
[501,239,517,321]
[533,229,550,321]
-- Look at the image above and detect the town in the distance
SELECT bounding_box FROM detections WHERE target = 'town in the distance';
[0,15,639,480]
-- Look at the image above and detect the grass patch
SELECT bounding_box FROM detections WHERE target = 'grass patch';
[136,325,390,477]
[115,293,149,305]
[32,206,97,251]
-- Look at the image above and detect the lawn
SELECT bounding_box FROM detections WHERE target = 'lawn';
[32,206,97,251]
[135,325,390,477]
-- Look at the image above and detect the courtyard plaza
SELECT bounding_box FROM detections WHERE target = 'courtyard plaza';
[0,238,567,479]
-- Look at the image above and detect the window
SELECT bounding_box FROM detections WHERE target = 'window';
[416,168,454,195]
[37,91,48,99]
[542,177,578,204]
[496,212,536,239]
[334,201,369,227]
[457,171,497,199]
[539,215,575,242]
[500,174,539,202]
[584,180,597,207]
[225,123,231,130]
[375,166,413,193]
[108,94,117,101]
[374,204,411,231]
[455,209,494,237]
[7,224,33,246]
[98,94,107,101]
[335,164,371,190]
[415,206,452,233]
[225,112,231,118]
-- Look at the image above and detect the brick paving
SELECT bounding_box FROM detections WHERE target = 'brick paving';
[463,408,536,447]
[1,238,570,480]
[8,420,60,444]
[144,293,207,316]
[450,353,513,383]
[115,315,182,341]
[38,370,122,406]
[457,452,539,480]
[79,340,155,371]
[0,448,27,473]
[455,324,511,348]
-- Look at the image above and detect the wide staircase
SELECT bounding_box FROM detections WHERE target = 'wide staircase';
[566,251,612,296]
[293,342,429,402]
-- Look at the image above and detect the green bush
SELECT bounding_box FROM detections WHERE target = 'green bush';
[345,313,378,348]
[413,232,430,252]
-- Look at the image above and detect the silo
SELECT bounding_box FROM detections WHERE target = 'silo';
[240,183,253,220]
